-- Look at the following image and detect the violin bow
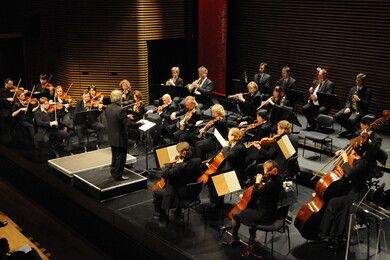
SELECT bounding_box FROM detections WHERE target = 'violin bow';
[12,78,22,100]
[64,83,73,98]
[25,85,36,112]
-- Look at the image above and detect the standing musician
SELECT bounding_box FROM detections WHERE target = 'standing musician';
[318,139,376,249]
[88,85,104,104]
[105,90,144,181]
[239,109,272,142]
[229,81,262,123]
[34,97,70,151]
[171,96,202,144]
[126,90,146,147]
[165,66,184,88]
[276,66,297,107]
[146,94,178,145]
[75,91,105,151]
[11,89,39,145]
[253,62,271,100]
[194,104,228,160]
[224,160,283,246]
[302,68,335,131]
[119,79,133,106]
[336,73,372,139]
[152,142,204,220]
[35,74,54,98]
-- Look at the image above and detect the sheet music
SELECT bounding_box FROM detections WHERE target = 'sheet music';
[214,128,228,147]
[212,170,242,196]
[277,135,296,159]
[137,119,156,132]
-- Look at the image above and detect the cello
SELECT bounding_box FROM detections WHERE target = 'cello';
[294,110,390,240]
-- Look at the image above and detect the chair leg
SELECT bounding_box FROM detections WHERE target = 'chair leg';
[287,226,291,253]
[264,232,268,244]
[271,231,274,257]
[303,138,306,157]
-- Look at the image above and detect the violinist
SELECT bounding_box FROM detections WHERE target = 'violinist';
[88,85,104,103]
[302,68,335,131]
[171,96,202,144]
[126,90,145,147]
[34,97,69,151]
[230,81,262,123]
[194,104,228,160]
[239,109,271,142]
[11,89,39,145]
[153,142,204,221]
[53,86,73,130]
[336,73,372,139]
[224,160,283,246]
[75,91,105,151]
[319,140,373,250]
[0,78,15,113]
[35,74,54,98]
[276,66,296,107]
[165,66,184,88]
[253,62,271,100]
[119,79,133,106]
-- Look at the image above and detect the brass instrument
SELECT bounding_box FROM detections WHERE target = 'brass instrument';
[197,118,220,138]
[179,108,196,130]
[185,78,202,93]
[165,78,177,86]
[351,88,359,114]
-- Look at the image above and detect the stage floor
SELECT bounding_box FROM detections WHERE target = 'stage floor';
[0,114,389,259]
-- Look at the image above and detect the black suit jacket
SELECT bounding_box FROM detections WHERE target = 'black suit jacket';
[174,77,184,88]
[105,103,130,147]
[344,86,371,115]
[314,79,334,95]
[176,108,202,130]
[34,109,53,137]
[248,175,283,214]
[254,73,271,95]
[221,141,247,179]
[277,77,296,100]
[242,91,262,118]
[161,102,179,125]
[198,78,214,95]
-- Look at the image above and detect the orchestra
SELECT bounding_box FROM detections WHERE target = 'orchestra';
[0,61,387,255]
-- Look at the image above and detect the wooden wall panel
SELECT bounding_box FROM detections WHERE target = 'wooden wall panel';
[228,0,390,127]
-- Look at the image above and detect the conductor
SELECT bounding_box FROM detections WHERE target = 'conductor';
[105,90,143,181]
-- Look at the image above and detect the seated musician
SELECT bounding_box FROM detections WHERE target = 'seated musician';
[34,97,69,151]
[88,85,104,103]
[302,68,335,131]
[336,73,372,139]
[246,120,298,179]
[35,74,54,98]
[153,142,204,220]
[165,66,184,88]
[119,79,133,106]
[126,90,146,147]
[230,81,262,123]
[239,109,271,142]
[319,138,382,249]
[171,96,202,144]
[359,115,382,147]
[147,94,178,145]
[194,104,228,160]
[277,66,297,107]
[257,86,285,116]
[53,85,73,130]
[75,91,105,151]
[0,78,15,117]
[224,160,283,246]
[11,89,39,146]
[253,62,271,100]
[187,66,213,96]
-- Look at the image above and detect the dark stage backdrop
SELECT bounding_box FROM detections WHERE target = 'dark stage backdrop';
[228,0,390,122]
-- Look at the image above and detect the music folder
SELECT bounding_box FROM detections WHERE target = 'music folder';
[211,170,242,197]
[137,119,156,132]
[277,134,296,160]
[214,128,228,147]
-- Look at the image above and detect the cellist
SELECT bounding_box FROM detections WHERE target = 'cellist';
[224,160,283,246]
[152,142,204,221]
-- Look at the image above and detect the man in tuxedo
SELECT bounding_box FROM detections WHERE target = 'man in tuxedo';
[105,90,143,181]
[34,97,69,151]
[194,66,213,96]
[277,66,297,107]
[165,66,184,88]
[335,73,372,138]
[302,68,335,130]
[253,62,271,100]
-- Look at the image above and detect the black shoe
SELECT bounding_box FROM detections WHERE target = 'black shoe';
[328,239,340,250]
[223,237,240,247]
[153,212,168,221]
[115,176,129,181]
[0,220,8,227]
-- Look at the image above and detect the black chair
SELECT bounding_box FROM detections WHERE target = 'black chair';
[283,155,300,194]
[248,204,292,257]
[303,114,334,159]
[169,181,203,225]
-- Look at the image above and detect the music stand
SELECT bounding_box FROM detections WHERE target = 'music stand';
[153,143,178,168]
[232,79,246,93]
[270,104,302,127]
[284,88,305,107]
[137,119,156,175]
[74,110,100,149]
[317,92,339,110]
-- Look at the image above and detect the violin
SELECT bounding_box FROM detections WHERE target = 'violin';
[240,121,265,134]
[133,100,143,113]
[179,108,196,130]
[197,117,220,138]
[47,103,64,113]
[86,100,102,108]
[245,134,282,148]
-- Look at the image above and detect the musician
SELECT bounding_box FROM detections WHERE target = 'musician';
[119,79,133,106]
[165,66,184,88]
[319,140,372,249]
[105,90,143,181]
[0,78,15,105]
[359,115,382,147]
[126,90,146,146]
[253,62,271,100]
[224,160,283,246]
[34,97,69,151]
[171,96,202,144]
[88,85,104,103]
[153,142,204,220]
[336,73,372,139]
[239,109,272,142]
[258,86,284,113]
[231,81,262,123]
[277,66,296,107]
[75,91,105,151]
[11,89,39,145]
[302,68,335,130]
[194,104,228,160]
[35,74,54,98]
[53,86,73,130]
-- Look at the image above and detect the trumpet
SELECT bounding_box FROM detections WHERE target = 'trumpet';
[185,78,202,93]
[165,78,176,86]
